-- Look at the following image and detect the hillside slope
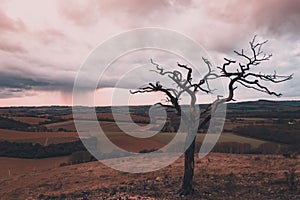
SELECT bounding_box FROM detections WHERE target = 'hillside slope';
[0,153,299,199]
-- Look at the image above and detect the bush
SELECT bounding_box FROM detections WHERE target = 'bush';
[234,125,300,146]
[0,116,30,130]
[0,140,87,159]
[69,151,94,164]
[212,142,252,154]
[284,168,297,191]
[255,142,280,154]
[139,149,159,153]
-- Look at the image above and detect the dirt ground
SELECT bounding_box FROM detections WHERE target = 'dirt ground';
[0,157,69,177]
[0,153,299,200]
[0,129,79,144]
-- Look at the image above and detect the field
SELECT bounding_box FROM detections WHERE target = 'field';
[0,127,268,153]
[0,153,299,199]
[0,156,69,177]
[0,129,79,144]
[44,120,142,132]
[10,116,49,125]
[44,120,77,131]
[0,101,299,199]
[104,132,268,151]
[196,132,268,148]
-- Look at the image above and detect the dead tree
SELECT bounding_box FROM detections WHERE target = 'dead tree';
[130,36,292,195]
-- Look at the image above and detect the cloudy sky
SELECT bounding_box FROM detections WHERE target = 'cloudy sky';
[0,0,299,106]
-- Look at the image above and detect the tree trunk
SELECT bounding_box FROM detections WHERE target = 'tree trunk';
[181,135,196,195]
[180,99,197,195]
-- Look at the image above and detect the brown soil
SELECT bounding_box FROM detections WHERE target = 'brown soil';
[109,135,165,153]
[0,129,79,144]
[45,120,148,132]
[11,116,49,125]
[0,156,69,177]
[0,153,299,199]
[62,113,150,123]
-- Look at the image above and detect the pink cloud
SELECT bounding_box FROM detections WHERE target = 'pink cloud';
[34,28,65,45]
[58,0,192,25]
[0,40,25,53]
[0,8,26,32]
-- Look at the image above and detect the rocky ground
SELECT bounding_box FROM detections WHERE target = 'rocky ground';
[0,153,299,199]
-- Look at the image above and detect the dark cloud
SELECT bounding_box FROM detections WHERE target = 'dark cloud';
[253,0,300,37]
[0,90,23,98]
[205,0,300,38]
[0,71,76,97]
[8,89,22,92]
[0,74,50,90]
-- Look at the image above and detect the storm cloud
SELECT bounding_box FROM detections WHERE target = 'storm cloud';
[0,0,299,105]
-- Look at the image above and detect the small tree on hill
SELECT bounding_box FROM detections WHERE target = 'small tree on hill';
[130,36,293,195]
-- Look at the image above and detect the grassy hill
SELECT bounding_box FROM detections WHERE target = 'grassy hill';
[0,153,299,199]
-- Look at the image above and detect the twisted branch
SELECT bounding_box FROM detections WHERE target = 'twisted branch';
[131,58,219,110]
[218,35,293,101]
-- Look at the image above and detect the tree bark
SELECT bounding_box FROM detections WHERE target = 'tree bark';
[181,103,197,195]
[181,136,196,195]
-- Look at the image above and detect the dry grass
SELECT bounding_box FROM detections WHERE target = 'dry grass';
[97,113,149,123]
[108,135,165,153]
[0,153,299,199]
[0,129,79,145]
[45,120,77,131]
[45,120,148,132]
[11,116,48,125]
[0,156,69,177]
[62,113,150,123]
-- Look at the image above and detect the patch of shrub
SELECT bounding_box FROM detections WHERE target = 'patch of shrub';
[0,140,88,159]
[0,116,30,130]
[139,149,160,153]
[69,150,95,164]
[284,168,297,191]
[234,125,300,154]
[212,142,252,154]
[255,142,280,154]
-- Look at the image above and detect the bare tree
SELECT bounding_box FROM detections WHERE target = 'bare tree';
[130,36,293,195]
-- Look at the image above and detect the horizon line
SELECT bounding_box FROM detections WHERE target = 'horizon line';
[1,98,300,108]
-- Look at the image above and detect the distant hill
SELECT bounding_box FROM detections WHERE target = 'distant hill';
[1,99,300,122]
[225,100,300,118]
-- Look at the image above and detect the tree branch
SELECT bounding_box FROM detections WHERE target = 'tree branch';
[218,35,293,101]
